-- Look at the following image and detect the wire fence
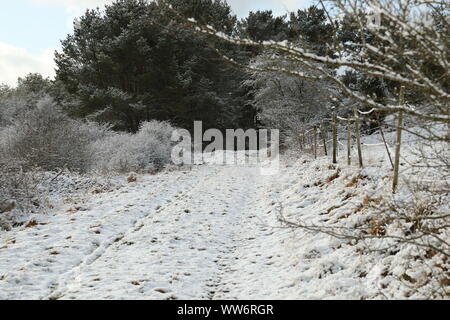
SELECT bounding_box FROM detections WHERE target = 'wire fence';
[299,89,407,193]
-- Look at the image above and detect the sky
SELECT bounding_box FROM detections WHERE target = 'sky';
[0,0,312,86]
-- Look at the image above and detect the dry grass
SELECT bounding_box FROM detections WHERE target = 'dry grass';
[342,193,355,201]
[367,218,387,236]
[24,220,38,228]
[345,174,368,187]
[326,204,345,215]
[326,168,341,184]
[363,195,383,206]
[127,173,138,183]
[66,207,81,213]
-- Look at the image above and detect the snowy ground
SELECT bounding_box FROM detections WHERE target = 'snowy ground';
[0,134,448,299]
[0,162,300,300]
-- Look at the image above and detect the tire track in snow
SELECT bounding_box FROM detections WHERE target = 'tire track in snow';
[0,164,285,300]
[0,167,207,299]
[55,166,266,299]
[48,166,223,299]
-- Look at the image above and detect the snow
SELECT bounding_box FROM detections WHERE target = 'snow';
[0,131,448,299]
[1,164,283,299]
[0,168,203,299]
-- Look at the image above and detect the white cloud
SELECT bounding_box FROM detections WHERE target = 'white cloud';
[280,0,308,11]
[268,0,309,13]
[29,0,112,8]
[29,0,115,29]
[29,0,310,32]
[0,42,56,87]
[30,0,308,17]
[228,0,308,17]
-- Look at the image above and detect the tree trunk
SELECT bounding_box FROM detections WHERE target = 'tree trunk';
[347,118,352,166]
[393,86,405,194]
[332,112,338,164]
[354,107,363,168]
[321,120,328,156]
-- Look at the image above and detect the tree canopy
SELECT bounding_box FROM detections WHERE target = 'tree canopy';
[55,0,250,132]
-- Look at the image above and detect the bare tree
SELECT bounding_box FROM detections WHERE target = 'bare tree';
[180,0,448,123]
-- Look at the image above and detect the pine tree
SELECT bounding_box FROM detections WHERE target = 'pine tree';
[55,0,251,132]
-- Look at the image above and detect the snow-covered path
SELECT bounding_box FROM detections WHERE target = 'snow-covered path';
[0,164,302,300]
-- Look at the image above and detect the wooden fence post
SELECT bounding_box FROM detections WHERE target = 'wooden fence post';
[393,86,405,194]
[321,120,328,156]
[332,112,338,164]
[353,107,363,168]
[347,117,352,165]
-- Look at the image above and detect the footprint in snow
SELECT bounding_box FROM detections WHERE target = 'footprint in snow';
[154,287,171,294]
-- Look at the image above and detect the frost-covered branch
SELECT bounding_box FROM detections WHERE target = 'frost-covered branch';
[165,0,449,123]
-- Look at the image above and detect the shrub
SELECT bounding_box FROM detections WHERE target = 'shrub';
[89,133,139,173]
[89,120,176,173]
[133,121,176,170]
[0,161,42,230]
[0,96,112,173]
[0,93,177,229]
[1,97,83,172]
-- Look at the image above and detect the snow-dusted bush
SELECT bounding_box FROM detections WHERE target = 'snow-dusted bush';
[0,94,176,175]
[90,120,176,173]
[0,96,111,173]
[0,93,176,228]
[89,133,139,173]
[0,94,28,127]
[0,161,43,230]
[132,121,176,170]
